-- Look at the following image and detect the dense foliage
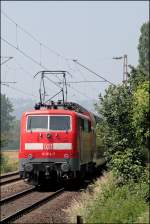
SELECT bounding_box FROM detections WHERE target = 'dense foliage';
[96,21,149,182]
[0,152,18,173]
[1,94,15,131]
[0,94,20,149]
[132,81,149,148]
[138,21,149,75]
[66,171,149,223]
[85,171,149,224]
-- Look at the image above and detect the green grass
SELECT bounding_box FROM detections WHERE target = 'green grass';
[87,184,148,223]
[65,171,149,224]
[0,153,19,174]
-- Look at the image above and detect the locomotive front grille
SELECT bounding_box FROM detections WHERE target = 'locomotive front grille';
[24,162,62,173]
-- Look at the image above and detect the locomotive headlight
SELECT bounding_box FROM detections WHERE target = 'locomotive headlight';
[25,163,33,172]
[61,163,69,172]
[28,154,32,159]
[47,133,51,139]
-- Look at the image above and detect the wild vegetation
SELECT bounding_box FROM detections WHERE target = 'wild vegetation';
[65,21,149,223]
[0,94,20,173]
[0,94,20,150]
[96,21,149,182]
[0,151,18,173]
[65,171,149,223]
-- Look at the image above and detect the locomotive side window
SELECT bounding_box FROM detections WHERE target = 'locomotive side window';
[84,120,89,133]
[88,121,92,132]
[79,118,91,133]
[80,119,84,131]
[84,120,91,133]
[27,116,48,131]
[49,116,71,131]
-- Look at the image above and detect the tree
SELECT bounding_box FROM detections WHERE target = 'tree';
[132,81,149,149]
[0,94,15,146]
[95,21,149,182]
[96,85,134,150]
[138,21,149,75]
[128,21,149,90]
[95,84,144,182]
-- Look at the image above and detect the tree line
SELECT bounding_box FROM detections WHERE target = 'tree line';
[96,21,149,182]
[0,94,20,149]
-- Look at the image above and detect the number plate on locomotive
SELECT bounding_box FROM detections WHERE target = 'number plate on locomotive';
[43,143,53,150]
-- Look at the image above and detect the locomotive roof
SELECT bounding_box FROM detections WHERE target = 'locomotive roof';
[22,101,100,123]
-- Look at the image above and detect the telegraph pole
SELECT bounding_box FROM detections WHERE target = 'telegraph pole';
[113,54,128,84]
[123,54,128,83]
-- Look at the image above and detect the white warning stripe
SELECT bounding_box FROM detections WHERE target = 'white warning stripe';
[53,143,72,150]
[25,143,43,150]
[25,143,72,150]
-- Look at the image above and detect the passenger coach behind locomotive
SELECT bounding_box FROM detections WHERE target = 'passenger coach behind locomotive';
[19,101,106,186]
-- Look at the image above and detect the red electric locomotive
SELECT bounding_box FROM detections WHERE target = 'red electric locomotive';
[19,71,106,186]
[19,102,106,186]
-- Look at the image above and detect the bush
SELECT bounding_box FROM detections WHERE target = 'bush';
[0,153,18,174]
[96,81,148,182]
[65,172,149,224]
[132,81,149,150]
[110,148,145,183]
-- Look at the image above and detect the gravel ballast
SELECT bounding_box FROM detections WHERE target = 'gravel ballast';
[1,180,32,199]
[13,191,81,223]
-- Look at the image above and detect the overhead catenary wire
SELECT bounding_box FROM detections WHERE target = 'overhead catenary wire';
[1,37,90,100]
[2,83,39,98]
[2,8,109,96]
[1,81,17,84]
[0,56,13,65]
[73,59,115,86]
[15,61,34,78]
[1,10,115,102]
[57,80,106,84]
[1,37,47,69]
[1,37,61,90]
[1,10,70,61]
[70,85,93,100]
[1,38,105,102]
[73,61,96,96]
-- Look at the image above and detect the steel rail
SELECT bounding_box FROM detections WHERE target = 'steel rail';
[0,171,19,179]
[0,175,21,186]
[0,187,36,205]
[1,188,64,224]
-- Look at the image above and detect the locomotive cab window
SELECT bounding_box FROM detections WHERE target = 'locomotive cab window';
[27,116,48,131]
[49,116,71,131]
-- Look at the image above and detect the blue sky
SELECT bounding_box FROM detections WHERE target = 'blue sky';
[1,1,149,102]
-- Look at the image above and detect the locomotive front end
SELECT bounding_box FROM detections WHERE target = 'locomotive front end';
[19,110,78,186]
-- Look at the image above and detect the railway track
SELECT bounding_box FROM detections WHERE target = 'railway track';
[0,171,21,186]
[0,187,64,224]
[0,186,36,204]
[0,171,19,179]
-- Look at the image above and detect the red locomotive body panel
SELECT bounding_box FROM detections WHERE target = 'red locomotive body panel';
[19,109,79,159]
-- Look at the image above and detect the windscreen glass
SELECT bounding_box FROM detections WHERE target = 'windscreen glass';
[50,116,71,131]
[27,116,48,131]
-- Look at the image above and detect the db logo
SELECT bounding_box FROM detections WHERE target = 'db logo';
[43,143,53,150]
